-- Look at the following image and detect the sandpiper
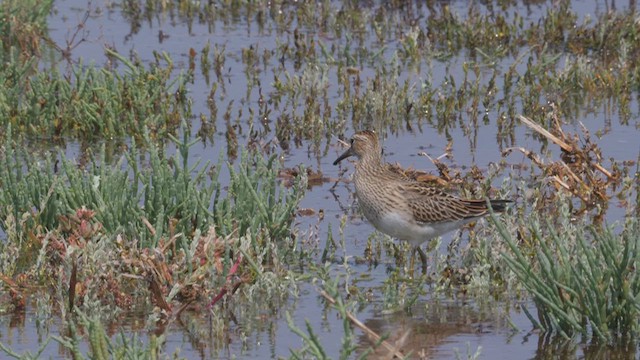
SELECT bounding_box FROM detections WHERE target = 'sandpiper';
[333,130,511,272]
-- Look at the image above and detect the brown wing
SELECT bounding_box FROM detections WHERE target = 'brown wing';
[399,183,492,224]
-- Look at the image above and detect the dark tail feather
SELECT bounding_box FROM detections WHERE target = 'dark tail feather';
[488,199,513,213]
[462,198,513,217]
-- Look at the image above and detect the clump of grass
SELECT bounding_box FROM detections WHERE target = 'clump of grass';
[0,310,176,359]
[1,49,189,140]
[0,0,191,141]
[495,202,640,343]
[0,0,52,64]
[0,124,306,317]
[0,121,310,357]
[58,311,179,359]
[0,124,304,249]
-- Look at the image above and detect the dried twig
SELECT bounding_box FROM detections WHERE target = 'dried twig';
[502,147,545,168]
[319,290,406,359]
[518,114,573,152]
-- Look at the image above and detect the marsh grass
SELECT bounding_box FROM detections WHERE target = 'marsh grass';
[56,311,176,360]
[0,0,52,64]
[7,0,640,154]
[0,124,304,249]
[0,125,307,357]
[1,0,192,141]
[0,128,307,357]
[229,0,640,155]
[494,201,640,343]
[0,310,176,359]
[4,0,640,357]
[5,0,640,148]
[2,49,189,139]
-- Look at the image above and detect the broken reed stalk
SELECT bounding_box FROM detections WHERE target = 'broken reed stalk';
[319,290,406,359]
[517,114,573,152]
[517,114,615,180]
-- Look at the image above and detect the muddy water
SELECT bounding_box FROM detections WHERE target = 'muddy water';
[2,0,639,358]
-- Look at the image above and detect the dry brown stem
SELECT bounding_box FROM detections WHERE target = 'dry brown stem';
[319,290,407,359]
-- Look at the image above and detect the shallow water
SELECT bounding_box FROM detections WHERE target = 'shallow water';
[2,0,640,358]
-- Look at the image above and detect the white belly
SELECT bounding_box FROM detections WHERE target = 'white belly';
[375,212,473,247]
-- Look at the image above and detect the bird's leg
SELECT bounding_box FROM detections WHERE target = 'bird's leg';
[409,248,415,278]
[409,246,428,277]
[417,247,427,275]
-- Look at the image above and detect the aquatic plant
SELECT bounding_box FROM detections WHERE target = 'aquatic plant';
[1,49,189,140]
[0,0,52,64]
[495,202,640,343]
[0,124,304,248]
[287,267,408,360]
[0,1,191,140]
[0,123,306,315]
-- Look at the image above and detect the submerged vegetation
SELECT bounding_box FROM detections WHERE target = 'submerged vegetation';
[0,0,639,358]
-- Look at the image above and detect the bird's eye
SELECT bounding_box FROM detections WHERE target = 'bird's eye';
[350,138,354,145]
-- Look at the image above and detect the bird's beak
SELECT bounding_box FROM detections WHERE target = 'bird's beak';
[333,146,354,165]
